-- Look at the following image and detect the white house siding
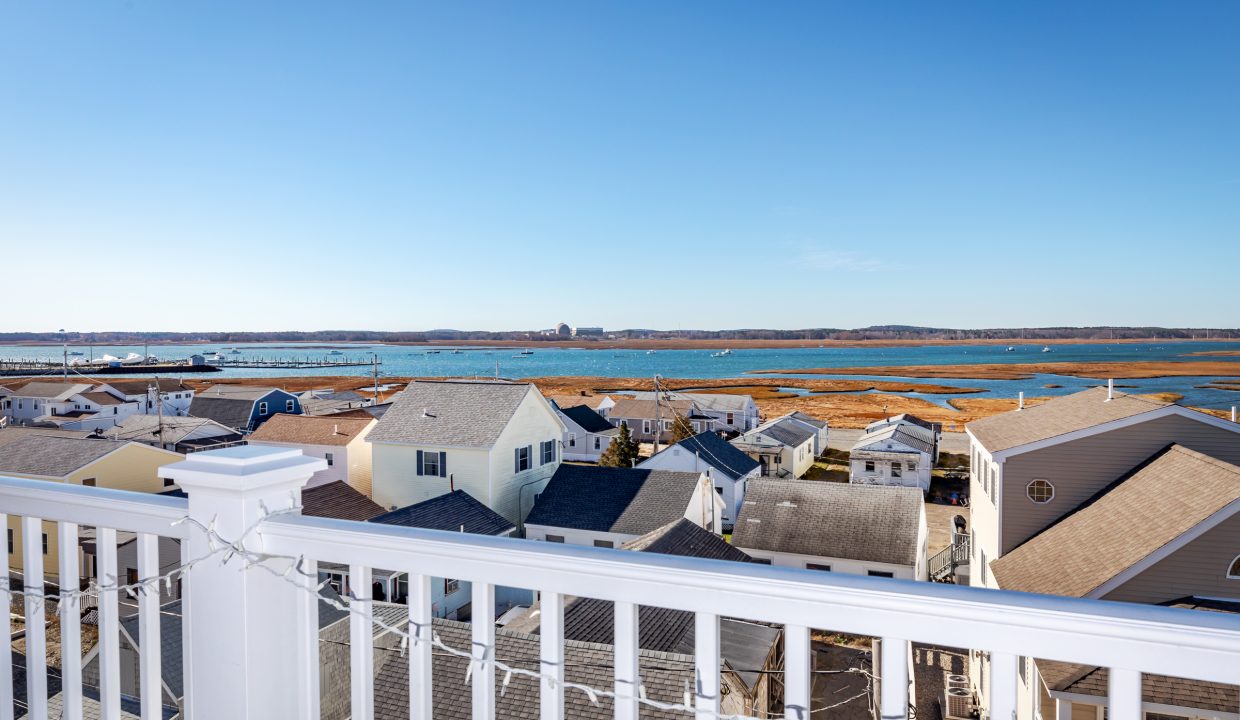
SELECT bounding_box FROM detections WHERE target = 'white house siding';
[370,443,491,512]
[967,439,1002,591]
[559,412,613,463]
[636,449,756,527]
[524,525,636,548]
[848,450,932,492]
[247,440,352,489]
[487,392,564,524]
[746,432,814,478]
[736,548,920,580]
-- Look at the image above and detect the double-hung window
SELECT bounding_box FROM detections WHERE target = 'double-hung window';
[417,450,446,477]
[540,440,556,465]
[258,402,268,415]
[594,436,601,450]
[642,420,652,434]
[515,445,532,472]
[891,464,902,478]
[286,399,295,412]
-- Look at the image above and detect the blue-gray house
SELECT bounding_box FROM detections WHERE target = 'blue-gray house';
[187,385,303,434]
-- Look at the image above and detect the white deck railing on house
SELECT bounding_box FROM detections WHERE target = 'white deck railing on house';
[1,445,1239,720]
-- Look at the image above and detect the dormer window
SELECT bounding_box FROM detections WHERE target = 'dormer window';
[1228,555,1240,580]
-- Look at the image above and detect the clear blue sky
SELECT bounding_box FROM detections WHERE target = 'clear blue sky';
[2,2,1237,332]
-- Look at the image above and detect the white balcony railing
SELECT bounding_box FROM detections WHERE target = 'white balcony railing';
[1,445,1239,720]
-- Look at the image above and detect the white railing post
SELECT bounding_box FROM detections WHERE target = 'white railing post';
[163,446,325,720]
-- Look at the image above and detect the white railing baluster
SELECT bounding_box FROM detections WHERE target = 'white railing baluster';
[613,600,639,720]
[880,637,910,720]
[539,591,565,720]
[349,565,374,720]
[97,526,120,720]
[58,522,83,720]
[296,558,320,720]
[471,581,496,720]
[0,514,10,720]
[21,516,47,720]
[783,624,811,720]
[1108,667,1142,720]
[693,612,720,720]
[137,533,162,720]
[407,573,433,720]
[989,652,1018,720]
[178,539,193,720]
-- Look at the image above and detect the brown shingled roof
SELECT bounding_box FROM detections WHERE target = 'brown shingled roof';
[967,387,1171,453]
[247,414,374,446]
[990,444,1240,598]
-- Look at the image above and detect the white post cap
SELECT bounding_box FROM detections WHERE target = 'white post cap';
[163,445,326,494]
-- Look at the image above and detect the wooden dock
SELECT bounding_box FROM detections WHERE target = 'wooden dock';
[208,356,380,369]
[0,362,222,377]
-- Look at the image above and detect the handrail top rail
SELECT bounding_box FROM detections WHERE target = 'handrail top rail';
[0,474,190,538]
[263,513,1240,643]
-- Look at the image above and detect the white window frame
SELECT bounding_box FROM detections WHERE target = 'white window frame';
[1227,554,1240,580]
[891,464,902,478]
[286,399,295,412]
[1026,478,1054,504]
[444,578,460,595]
[325,452,334,467]
[642,420,651,434]
[568,433,576,448]
[258,401,268,415]
[516,445,531,472]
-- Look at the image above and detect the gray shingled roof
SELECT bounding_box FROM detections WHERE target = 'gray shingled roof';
[366,381,534,447]
[622,518,752,562]
[652,431,759,481]
[967,387,1174,453]
[371,619,696,720]
[524,465,704,535]
[852,423,935,455]
[369,490,515,536]
[196,385,282,401]
[626,391,752,413]
[732,480,923,566]
[8,381,92,400]
[0,435,127,477]
[121,601,185,699]
[302,481,386,521]
[187,396,255,431]
[107,414,238,445]
[788,411,827,429]
[744,418,815,448]
[558,404,617,435]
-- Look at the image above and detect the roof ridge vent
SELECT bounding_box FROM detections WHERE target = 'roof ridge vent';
[777,500,797,508]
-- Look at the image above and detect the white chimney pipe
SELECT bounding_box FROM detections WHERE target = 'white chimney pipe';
[333,424,339,435]
[1233,406,1237,423]
[1017,392,1025,411]
[1106,379,1114,402]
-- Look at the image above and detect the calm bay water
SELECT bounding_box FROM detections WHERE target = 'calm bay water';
[3,341,1239,412]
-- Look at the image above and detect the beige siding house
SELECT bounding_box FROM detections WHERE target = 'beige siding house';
[247,414,377,497]
[0,430,182,580]
[367,380,565,524]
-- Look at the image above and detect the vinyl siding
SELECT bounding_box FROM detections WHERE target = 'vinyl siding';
[370,443,491,511]
[1101,510,1240,604]
[486,391,563,525]
[1000,414,1240,554]
[347,431,374,498]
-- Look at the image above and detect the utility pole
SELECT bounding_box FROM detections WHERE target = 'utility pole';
[153,376,165,449]
[652,374,663,455]
[372,354,380,406]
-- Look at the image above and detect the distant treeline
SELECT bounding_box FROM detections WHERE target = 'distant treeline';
[2,326,1236,344]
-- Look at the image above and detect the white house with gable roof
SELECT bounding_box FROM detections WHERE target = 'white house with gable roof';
[366,380,566,524]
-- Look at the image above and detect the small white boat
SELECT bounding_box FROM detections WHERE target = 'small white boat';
[451,349,463,355]
[711,349,733,358]
[120,352,146,365]
[229,349,242,355]
[1005,346,1016,352]
[67,351,84,356]
[1042,346,1051,353]
[646,350,656,355]
[328,350,343,356]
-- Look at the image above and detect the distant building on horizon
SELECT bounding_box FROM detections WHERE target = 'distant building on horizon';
[572,326,603,337]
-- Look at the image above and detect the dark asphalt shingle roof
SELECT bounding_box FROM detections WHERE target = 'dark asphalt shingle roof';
[732,479,923,567]
[187,396,256,431]
[302,481,386,521]
[524,465,704,535]
[0,435,127,477]
[369,490,515,536]
[622,518,752,563]
[652,432,758,481]
[559,404,616,434]
[372,619,696,720]
[367,381,535,447]
[121,601,185,699]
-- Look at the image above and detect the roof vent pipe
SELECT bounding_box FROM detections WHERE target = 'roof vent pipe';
[1106,379,1114,402]
[1232,406,1237,423]
[333,424,339,435]
[1017,392,1025,411]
